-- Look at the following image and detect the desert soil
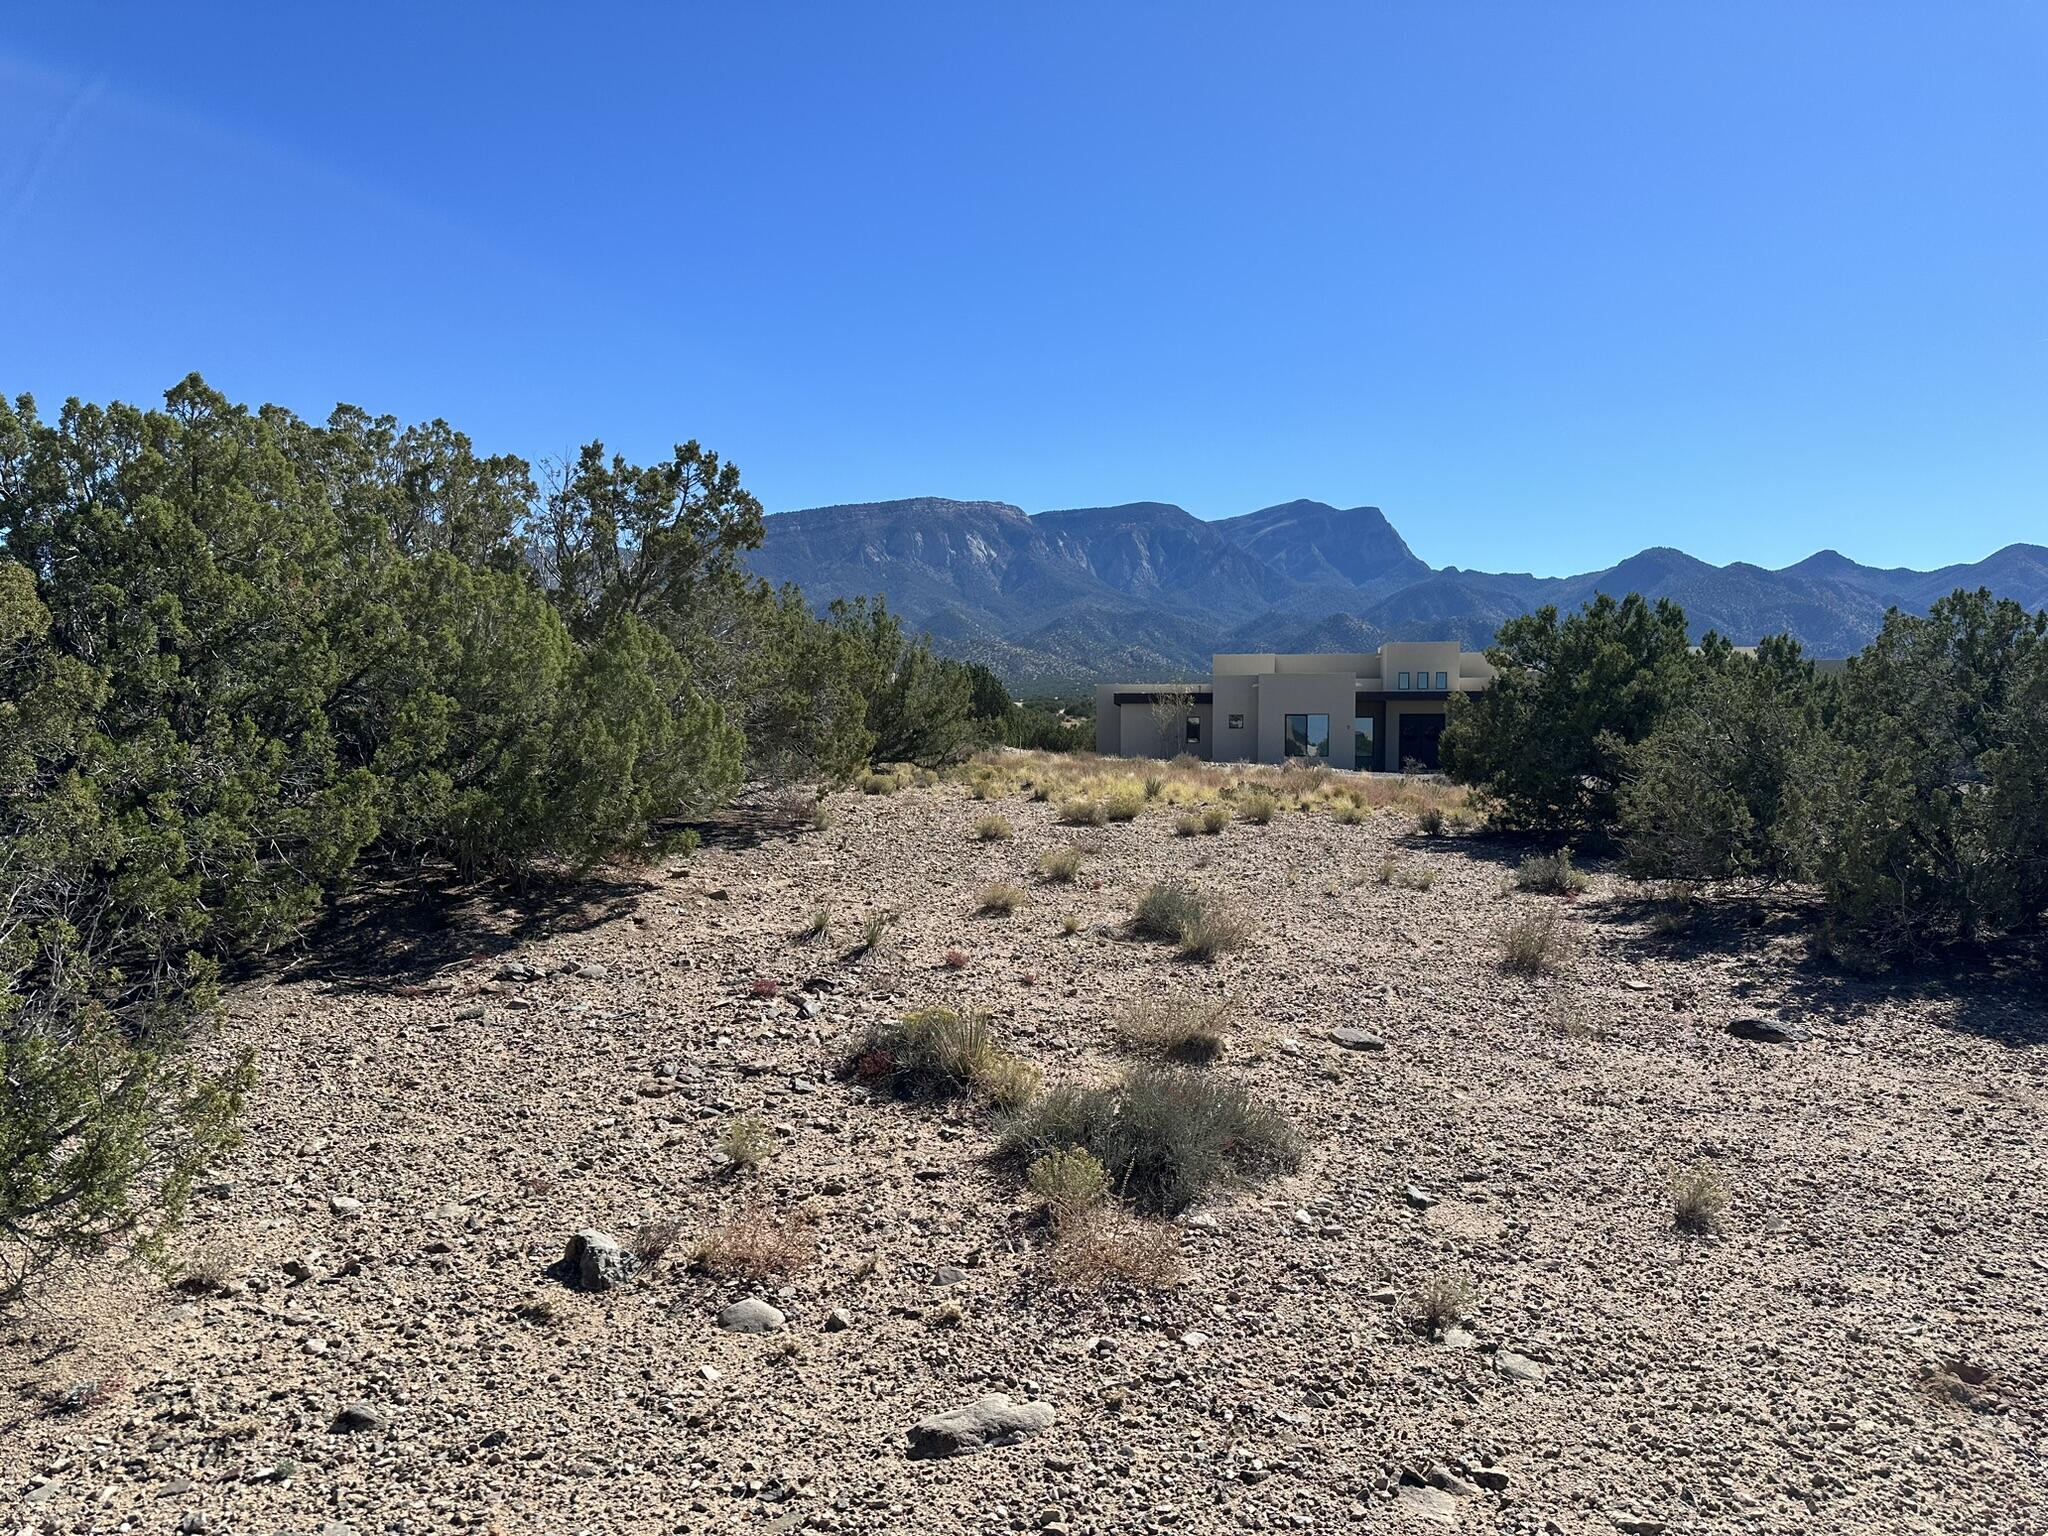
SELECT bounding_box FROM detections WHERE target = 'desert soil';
[5,766,2045,1536]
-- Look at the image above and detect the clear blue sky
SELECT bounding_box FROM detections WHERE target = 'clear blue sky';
[3,4,2041,575]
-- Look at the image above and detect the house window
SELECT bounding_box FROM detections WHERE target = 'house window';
[1185,714,1201,744]
[1227,712,1244,730]
[1397,671,1411,690]
[1354,715,1375,768]
[1435,671,1448,689]
[1283,713,1330,758]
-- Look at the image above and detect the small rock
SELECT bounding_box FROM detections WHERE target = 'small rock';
[1495,1349,1550,1383]
[824,1307,853,1332]
[328,1195,363,1216]
[1609,1519,1667,1536]
[1394,1484,1457,1524]
[1472,1467,1510,1491]
[562,1229,637,1292]
[933,1265,968,1287]
[906,1393,1056,1457]
[1330,1027,1385,1051]
[331,1402,386,1434]
[1403,1184,1438,1210]
[1727,1017,1812,1045]
[717,1298,787,1333]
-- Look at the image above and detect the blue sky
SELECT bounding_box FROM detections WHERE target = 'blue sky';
[2,4,2041,574]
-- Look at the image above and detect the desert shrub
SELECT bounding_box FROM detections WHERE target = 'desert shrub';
[1238,790,1278,825]
[1416,806,1446,836]
[1515,850,1590,894]
[942,947,970,970]
[1413,1270,1475,1333]
[1442,592,1697,838]
[1102,785,1147,822]
[748,976,780,998]
[1379,859,1436,891]
[1037,846,1085,882]
[1131,880,1248,959]
[1026,1146,1108,1219]
[973,814,1014,843]
[858,770,903,795]
[1792,593,2048,960]
[1670,1161,1731,1233]
[979,881,1027,915]
[1143,770,1167,800]
[717,1114,775,1169]
[848,1007,1036,1104]
[1114,990,1241,1063]
[690,1205,815,1278]
[1332,800,1368,826]
[1058,798,1108,827]
[977,1053,1045,1110]
[1200,805,1230,834]
[1059,912,1082,936]
[175,1241,241,1295]
[856,910,895,953]
[1173,813,1204,838]
[1502,908,1570,975]
[801,907,832,941]
[1621,636,1817,884]
[1002,1066,1301,1214]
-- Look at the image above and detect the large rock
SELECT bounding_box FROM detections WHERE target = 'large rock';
[906,1393,1056,1457]
[1330,1027,1386,1051]
[562,1229,637,1292]
[716,1297,787,1333]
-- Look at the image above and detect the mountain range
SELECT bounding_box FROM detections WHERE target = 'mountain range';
[745,497,2048,689]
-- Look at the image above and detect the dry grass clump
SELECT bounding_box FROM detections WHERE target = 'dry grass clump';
[1670,1161,1731,1233]
[1003,1065,1302,1214]
[1502,907,1571,975]
[716,1114,775,1169]
[689,1205,816,1279]
[809,799,839,831]
[858,769,903,795]
[1037,845,1085,882]
[1173,812,1205,838]
[1058,912,1081,936]
[1646,880,1699,935]
[1412,1270,1476,1334]
[1049,1208,1182,1288]
[1113,989,1242,1063]
[800,906,832,941]
[942,947,970,970]
[1132,879,1251,960]
[1516,850,1591,894]
[1331,799,1370,826]
[972,814,1015,842]
[849,1007,1040,1106]
[175,1241,240,1294]
[1172,806,1230,837]
[979,880,1027,915]
[1102,783,1147,822]
[1377,858,1436,891]
[630,1215,687,1267]
[1058,797,1108,827]
[1237,790,1279,824]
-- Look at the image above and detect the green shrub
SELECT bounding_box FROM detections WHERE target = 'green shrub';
[1102,787,1146,822]
[1057,798,1107,827]
[717,1115,775,1169]
[1515,850,1590,894]
[1003,1066,1301,1214]
[1027,1147,1108,1220]
[859,770,903,795]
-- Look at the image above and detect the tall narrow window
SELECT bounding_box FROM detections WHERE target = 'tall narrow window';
[1354,715,1375,769]
[1435,671,1448,689]
[1285,713,1331,758]
[1185,715,1200,744]
[1397,671,1411,690]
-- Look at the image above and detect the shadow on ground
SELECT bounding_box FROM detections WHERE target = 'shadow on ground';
[1585,884,2047,1049]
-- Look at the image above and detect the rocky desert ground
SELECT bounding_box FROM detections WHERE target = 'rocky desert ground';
[4,753,2044,1536]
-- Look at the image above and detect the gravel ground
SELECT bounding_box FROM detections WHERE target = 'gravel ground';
[5,768,2044,1536]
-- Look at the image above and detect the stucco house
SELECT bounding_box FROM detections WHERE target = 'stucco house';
[1094,643,1494,771]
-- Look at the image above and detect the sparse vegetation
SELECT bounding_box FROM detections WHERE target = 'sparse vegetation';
[942,947,970,970]
[1670,1161,1731,1233]
[1413,1270,1475,1334]
[717,1114,776,1169]
[1003,1066,1301,1214]
[690,1205,816,1278]
[1048,1207,1182,1288]
[802,906,833,941]
[1059,912,1082,936]
[1238,790,1279,824]
[1058,797,1108,827]
[1026,1146,1108,1219]
[856,909,896,953]
[1516,850,1590,894]
[1113,990,1242,1063]
[1378,858,1436,890]
[1037,845,1085,882]
[859,769,904,795]
[1502,907,1571,974]
[1131,879,1250,959]
[979,880,1027,915]
[630,1215,686,1267]
[1102,785,1147,822]
[973,814,1014,842]
[849,1007,1040,1105]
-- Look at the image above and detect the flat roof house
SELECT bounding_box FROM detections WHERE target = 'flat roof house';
[1095,642,1494,772]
